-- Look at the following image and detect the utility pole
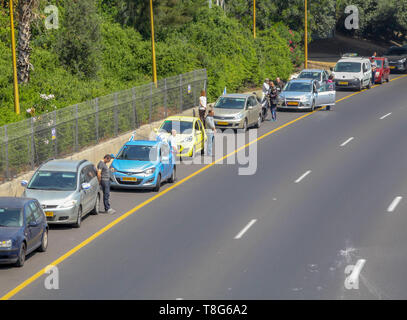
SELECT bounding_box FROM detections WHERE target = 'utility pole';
[304,0,308,69]
[253,0,256,38]
[149,0,157,87]
[9,0,20,115]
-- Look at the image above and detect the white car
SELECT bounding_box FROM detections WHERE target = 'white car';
[332,57,372,91]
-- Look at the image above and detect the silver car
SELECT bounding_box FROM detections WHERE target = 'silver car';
[277,78,336,112]
[297,69,330,88]
[213,94,263,131]
[21,160,100,228]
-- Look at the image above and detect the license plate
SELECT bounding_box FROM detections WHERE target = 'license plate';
[339,81,348,85]
[122,177,137,182]
[287,102,298,106]
[45,211,54,217]
[217,121,228,125]
[390,66,396,69]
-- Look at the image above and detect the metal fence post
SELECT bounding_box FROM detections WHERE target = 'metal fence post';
[30,118,35,169]
[164,78,168,117]
[75,104,79,152]
[149,83,153,124]
[114,93,118,136]
[179,74,183,112]
[95,100,99,143]
[193,70,197,107]
[132,88,137,129]
[4,125,9,180]
[53,111,57,158]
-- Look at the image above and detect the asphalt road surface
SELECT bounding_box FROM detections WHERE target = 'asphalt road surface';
[2,74,407,299]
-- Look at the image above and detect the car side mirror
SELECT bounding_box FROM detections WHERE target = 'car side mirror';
[21,180,28,187]
[81,182,91,190]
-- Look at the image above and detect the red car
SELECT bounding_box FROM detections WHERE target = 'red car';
[372,57,390,84]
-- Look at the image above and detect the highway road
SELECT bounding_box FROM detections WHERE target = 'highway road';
[1,74,407,299]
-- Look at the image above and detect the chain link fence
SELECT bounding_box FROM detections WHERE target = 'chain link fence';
[0,69,207,184]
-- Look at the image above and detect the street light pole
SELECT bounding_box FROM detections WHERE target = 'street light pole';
[253,0,256,38]
[149,0,157,87]
[9,0,20,115]
[304,0,308,69]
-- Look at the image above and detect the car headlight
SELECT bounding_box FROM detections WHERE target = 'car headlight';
[183,136,193,143]
[0,240,12,248]
[234,113,244,120]
[58,200,77,208]
[144,168,156,175]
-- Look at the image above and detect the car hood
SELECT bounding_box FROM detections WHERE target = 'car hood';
[333,72,362,79]
[280,92,312,100]
[0,227,21,240]
[23,189,76,206]
[384,55,407,61]
[111,160,158,173]
[213,108,244,116]
[158,133,194,144]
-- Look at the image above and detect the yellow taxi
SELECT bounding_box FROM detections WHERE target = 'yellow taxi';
[155,116,207,158]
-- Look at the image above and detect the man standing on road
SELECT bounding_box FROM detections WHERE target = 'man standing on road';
[199,90,207,127]
[276,77,285,93]
[268,81,278,121]
[205,109,216,157]
[262,78,270,102]
[168,129,178,166]
[97,154,115,214]
[370,56,377,85]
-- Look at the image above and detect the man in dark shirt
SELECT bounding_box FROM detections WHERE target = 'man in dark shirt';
[97,154,115,214]
[276,77,285,93]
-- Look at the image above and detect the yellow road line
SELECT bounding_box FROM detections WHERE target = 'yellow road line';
[2,75,406,300]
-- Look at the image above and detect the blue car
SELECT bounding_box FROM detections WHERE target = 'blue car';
[110,139,176,192]
[0,197,48,267]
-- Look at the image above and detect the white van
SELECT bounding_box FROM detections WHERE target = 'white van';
[332,57,372,91]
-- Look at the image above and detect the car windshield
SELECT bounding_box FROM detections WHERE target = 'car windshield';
[214,97,246,109]
[334,62,361,72]
[375,59,383,68]
[283,82,312,92]
[159,120,193,134]
[0,208,23,227]
[28,171,77,191]
[298,72,321,80]
[116,145,158,161]
[385,48,407,55]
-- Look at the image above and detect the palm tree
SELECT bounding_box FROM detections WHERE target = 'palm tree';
[16,0,39,84]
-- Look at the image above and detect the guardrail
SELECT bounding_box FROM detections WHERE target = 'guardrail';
[0,69,207,184]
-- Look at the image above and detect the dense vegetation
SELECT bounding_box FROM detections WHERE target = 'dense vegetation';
[0,0,406,127]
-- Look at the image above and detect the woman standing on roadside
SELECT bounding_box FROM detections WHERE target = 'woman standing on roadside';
[199,90,207,127]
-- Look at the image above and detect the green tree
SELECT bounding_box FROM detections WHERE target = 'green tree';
[54,0,101,78]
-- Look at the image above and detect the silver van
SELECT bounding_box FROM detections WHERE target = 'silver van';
[21,160,100,228]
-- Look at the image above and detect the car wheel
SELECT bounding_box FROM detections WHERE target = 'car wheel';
[168,166,176,183]
[255,114,261,128]
[91,194,100,215]
[15,243,26,267]
[38,229,48,252]
[73,206,82,228]
[154,174,161,192]
[386,76,390,83]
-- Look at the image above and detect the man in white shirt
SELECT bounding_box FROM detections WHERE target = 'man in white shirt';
[199,90,207,126]
[262,78,270,101]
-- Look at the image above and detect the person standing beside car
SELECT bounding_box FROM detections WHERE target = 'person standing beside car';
[268,81,278,121]
[205,109,216,157]
[199,90,207,127]
[97,154,115,214]
[276,77,285,93]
